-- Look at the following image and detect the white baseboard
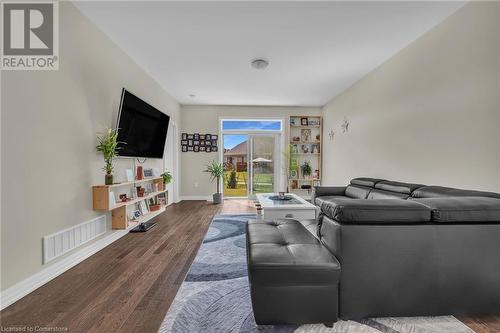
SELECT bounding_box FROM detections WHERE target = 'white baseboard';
[180,195,212,201]
[0,229,129,311]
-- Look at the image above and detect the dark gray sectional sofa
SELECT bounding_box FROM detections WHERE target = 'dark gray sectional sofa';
[246,177,500,325]
[315,178,500,319]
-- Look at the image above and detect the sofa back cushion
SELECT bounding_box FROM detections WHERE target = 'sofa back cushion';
[413,197,500,223]
[375,180,425,195]
[412,186,500,199]
[320,198,431,224]
[350,177,385,188]
[367,189,409,200]
[345,185,371,199]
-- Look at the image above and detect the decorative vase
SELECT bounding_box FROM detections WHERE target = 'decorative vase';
[136,166,143,180]
[213,193,222,204]
[105,174,113,185]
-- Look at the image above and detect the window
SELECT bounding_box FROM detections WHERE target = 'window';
[221,119,282,131]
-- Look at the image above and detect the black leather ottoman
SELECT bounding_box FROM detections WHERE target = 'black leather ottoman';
[246,219,341,326]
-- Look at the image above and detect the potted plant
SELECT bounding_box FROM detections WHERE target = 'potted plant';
[301,161,312,179]
[161,171,172,186]
[96,128,120,185]
[205,160,224,204]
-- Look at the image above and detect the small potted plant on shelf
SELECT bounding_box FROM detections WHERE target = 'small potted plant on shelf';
[205,160,224,204]
[96,128,120,185]
[161,171,172,190]
[301,161,312,179]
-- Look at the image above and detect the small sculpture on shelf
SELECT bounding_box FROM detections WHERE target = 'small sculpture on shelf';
[136,186,145,197]
[301,129,311,142]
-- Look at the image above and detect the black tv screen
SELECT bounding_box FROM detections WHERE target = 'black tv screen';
[116,89,170,158]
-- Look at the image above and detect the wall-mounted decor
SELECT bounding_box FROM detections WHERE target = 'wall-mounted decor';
[181,133,218,153]
[341,117,350,133]
[329,129,335,140]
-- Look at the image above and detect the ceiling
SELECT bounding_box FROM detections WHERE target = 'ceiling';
[74,1,464,107]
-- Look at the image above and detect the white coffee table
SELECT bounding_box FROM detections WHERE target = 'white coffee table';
[256,193,318,221]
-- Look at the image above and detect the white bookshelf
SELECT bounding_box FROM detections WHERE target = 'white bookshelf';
[288,116,322,200]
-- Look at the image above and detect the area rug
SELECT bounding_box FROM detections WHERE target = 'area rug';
[159,214,474,333]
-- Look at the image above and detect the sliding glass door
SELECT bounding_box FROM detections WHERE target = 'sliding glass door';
[250,135,275,196]
[221,119,282,198]
[223,134,278,198]
[223,134,249,197]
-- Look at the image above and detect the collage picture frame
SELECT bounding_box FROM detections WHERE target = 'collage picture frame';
[181,133,218,153]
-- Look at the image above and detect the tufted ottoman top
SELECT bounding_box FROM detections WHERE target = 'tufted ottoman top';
[246,219,340,286]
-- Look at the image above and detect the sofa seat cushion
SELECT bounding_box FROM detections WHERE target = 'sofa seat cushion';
[412,186,500,199]
[315,195,351,206]
[247,219,340,285]
[350,177,385,188]
[345,185,371,199]
[374,180,425,195]
[320,198,431,224]
[412,197,500,223]
[367,189,409,200]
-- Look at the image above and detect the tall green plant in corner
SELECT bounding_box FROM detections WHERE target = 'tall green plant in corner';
[204,160,224,204]
[96,128,120,185]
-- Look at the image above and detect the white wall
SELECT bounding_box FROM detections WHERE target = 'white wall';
[180,105,321,198]
[322,2,500,191]
[1,2,180,290]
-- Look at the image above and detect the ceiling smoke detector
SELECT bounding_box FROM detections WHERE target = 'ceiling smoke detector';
[251,58,269,70]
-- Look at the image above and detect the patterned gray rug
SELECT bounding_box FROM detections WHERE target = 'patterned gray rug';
[159,214,475,333]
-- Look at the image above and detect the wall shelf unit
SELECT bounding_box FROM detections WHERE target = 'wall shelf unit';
[288,115,322,201]
[92,177,168,230]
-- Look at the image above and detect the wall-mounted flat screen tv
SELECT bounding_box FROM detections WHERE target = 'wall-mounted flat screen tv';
[116,89,170,158]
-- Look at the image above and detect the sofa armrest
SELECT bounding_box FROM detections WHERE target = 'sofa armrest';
[313,186,347,206]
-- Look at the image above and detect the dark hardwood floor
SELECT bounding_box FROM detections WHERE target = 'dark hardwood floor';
[1,200,498,332]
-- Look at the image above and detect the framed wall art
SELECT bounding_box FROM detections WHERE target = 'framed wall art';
[181,133,219,153]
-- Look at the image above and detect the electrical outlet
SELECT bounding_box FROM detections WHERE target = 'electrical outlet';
[194,182,199,188]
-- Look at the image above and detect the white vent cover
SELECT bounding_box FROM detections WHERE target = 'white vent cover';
[43,215,106,263]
